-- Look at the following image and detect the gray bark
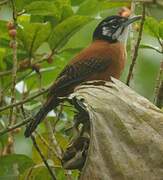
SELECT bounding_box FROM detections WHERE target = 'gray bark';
[70,78,163,180]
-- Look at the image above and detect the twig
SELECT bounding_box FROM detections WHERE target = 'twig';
[129,1,136,78]
[0,70,12,77]
[157,37,163,47]
[0,81,3,106]
[35,131,61,160]
[154,38,163,107]
[3,70,32,91]
[0,88,71,113]
[17,9,26,16]
[52,104,64,132]
[0,60,40,78]
[31,135,57,180]
[154,61,163,103]
[9,0,18,125]
[155,80,163,108]
[45,121,62,160]
[126,3,146,86]
[0,0,9,5]
[146,46,162,54]
[0,87,49,112]
[0,52,56,78]
[6,0,18,155]
[0,117,31,136]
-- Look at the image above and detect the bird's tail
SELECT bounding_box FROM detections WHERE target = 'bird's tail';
[24,96,58,137]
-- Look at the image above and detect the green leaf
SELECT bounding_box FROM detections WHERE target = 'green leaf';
[59,47,84,54]
[48,15,92,50]
[144,17,159,37]
[17,14,31,24]
[61,4,74,20]
[0,39,10,49]
[20,166,52,180]
[0,133,8,150]
[0,154,34,178]
[24,1,60,20]
[25,65,57,90]
[159,21,163,39]
[32,133,60,165]
[59,0,73,20]
[77,0,129,15]
[77,0,102,15]
[71,0,85,6]
[0,20,9,39]
[15,0,34,11]
[18,22,51,56]
[100,1,130,11]
[0,48,6,70]
[55,168,67,180]
[55,132,69,150]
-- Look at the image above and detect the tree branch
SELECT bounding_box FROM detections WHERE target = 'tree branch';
[156,81,163,108]
[35,131,60,159]
[68,78,163,179]
[45,121,62,160]
[0,70,12,77]
[126,3,146,86]
[0,0,9,5]
[31,135,57,180]
[0,51,56,78]
[154,39,163,108]
[6,0,18,155]
[8,0,18,125]
[0,117,31,136]
[0,87,49,112]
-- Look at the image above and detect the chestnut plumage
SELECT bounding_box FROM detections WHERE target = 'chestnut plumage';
[24,15,141,137]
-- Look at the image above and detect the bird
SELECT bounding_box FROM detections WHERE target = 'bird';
[24,14,141,137]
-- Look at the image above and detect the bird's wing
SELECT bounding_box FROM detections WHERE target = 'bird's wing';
[48,57,110,95]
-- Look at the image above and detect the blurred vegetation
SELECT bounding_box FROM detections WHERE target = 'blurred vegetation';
[0,0,162,179]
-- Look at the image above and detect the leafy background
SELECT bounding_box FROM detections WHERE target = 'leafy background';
[0,0,163,179]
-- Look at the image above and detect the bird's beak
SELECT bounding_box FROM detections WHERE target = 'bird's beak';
[123,15,142,27]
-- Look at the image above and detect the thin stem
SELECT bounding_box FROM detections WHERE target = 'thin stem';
[157,37,163,47]
[156,81,163,108]
[17,9,26,16]
[9,0,18,125]
[2,70,32,92]
[148,47,162,54]
[0,88,49,112]
[0,0,9,5]
[35,131,61,160]
[154,39,163,107]
[0,70,12,77]
[154,61,163,103]
[0,52,56,78]
[0,117,31,136]
[126,3,146,86]
[31,135,57,180]
[53,104,63,132]
[45,121,62,160]
[7,0,18,155]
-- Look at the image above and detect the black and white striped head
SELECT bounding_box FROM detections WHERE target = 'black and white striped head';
[93,15,141,43]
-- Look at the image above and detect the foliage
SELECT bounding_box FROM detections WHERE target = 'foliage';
[0,154,34,178]
[0,0,162,179]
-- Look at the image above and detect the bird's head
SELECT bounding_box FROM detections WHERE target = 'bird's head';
[93,15,141,44]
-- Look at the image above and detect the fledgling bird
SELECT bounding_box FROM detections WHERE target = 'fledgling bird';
[24,15,141,137]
